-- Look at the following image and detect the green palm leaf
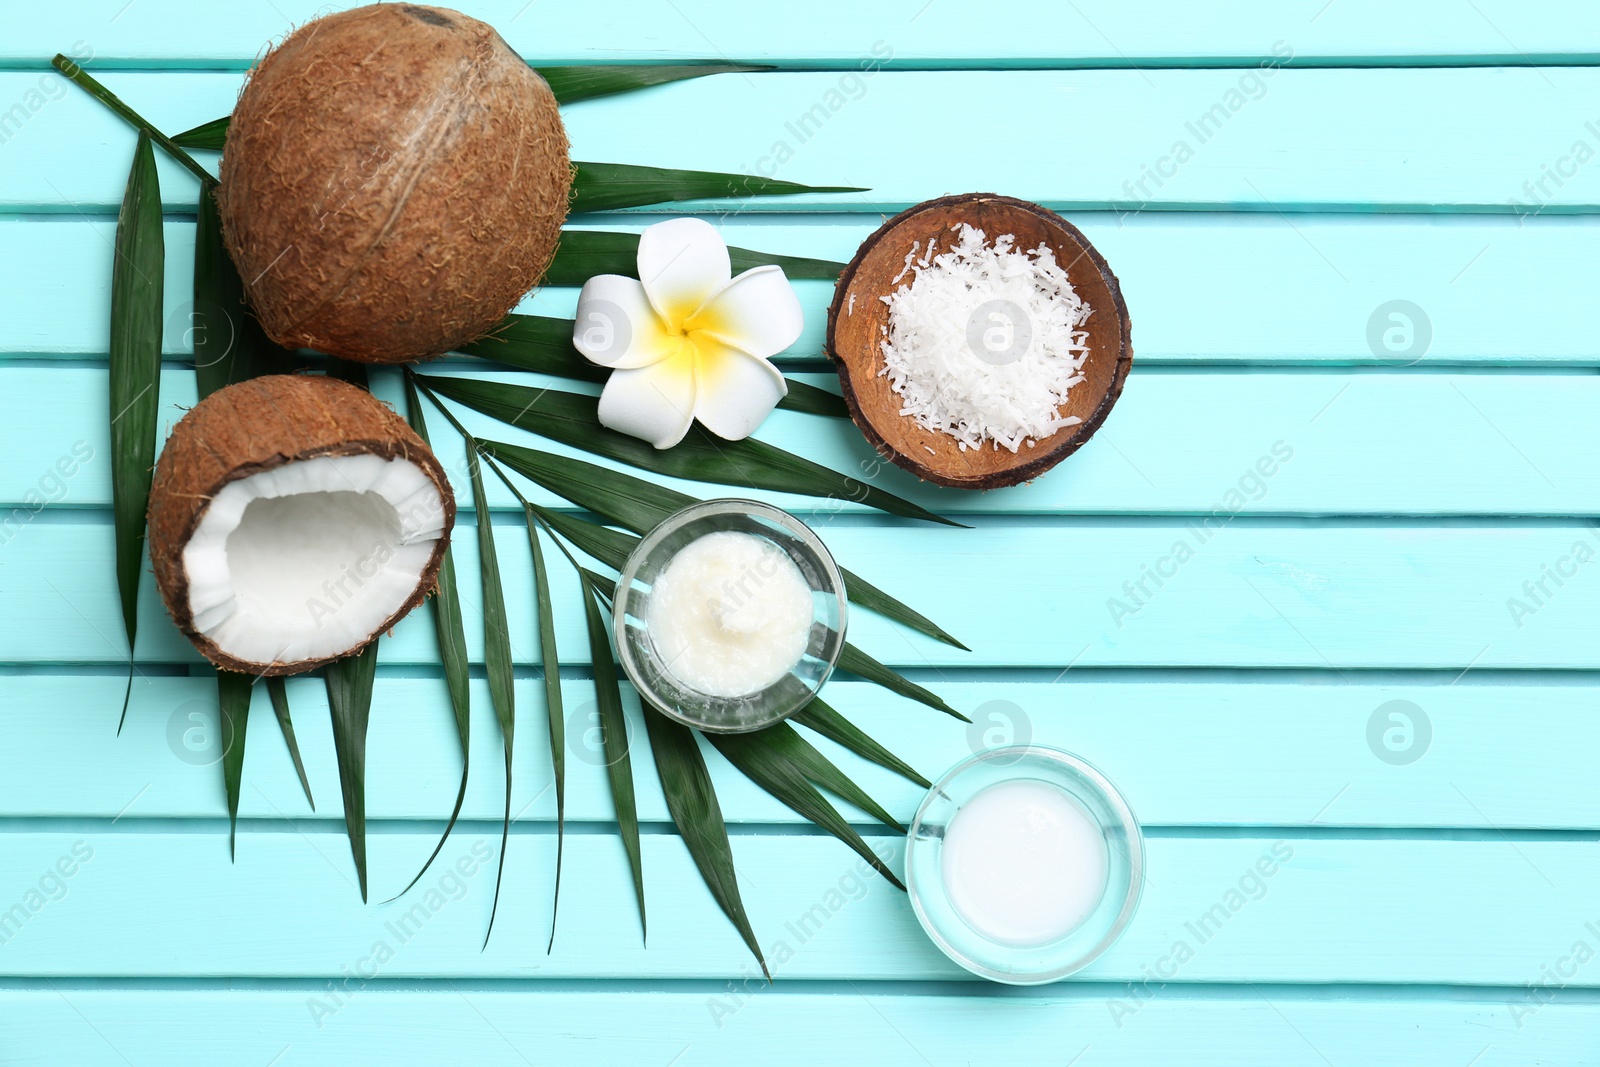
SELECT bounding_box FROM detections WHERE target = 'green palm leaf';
[325,640,379,902]
[193,179,293,397]
[422,375,954,527]
[708,725,903,889]
[461,314,847,419]
[546,230,844,286]
[838,644,967,721]
[481,438,965,648]
[385,377,473,902]
[483,438,684,529]
[537,62,771,104]
[326,358,371,389]
[190,179,232,398]
[580,573,646,938]
[742,723,902,833]
[835,570,969,651]
[386,548,474,906]
[771,378,851,419]
[217,670,252,860]
[525,507,567,950]
[409,381,576,938]
[571,161,864,213]
[467,438,519,947]
[642,709,767,978]
[527,505,638,570]
[53,55,211,181]
[171,62,771,151]
[475,451,575,950]
[793,698,930,788]
[266,677,314,810]
[171,116,227,151]
[460,315,603,382]
[109,131,164,734]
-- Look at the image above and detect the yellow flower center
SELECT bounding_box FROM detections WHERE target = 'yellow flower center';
[652,298,734,391]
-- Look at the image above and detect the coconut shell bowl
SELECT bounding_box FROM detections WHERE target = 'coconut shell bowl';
[826,193,1132,490]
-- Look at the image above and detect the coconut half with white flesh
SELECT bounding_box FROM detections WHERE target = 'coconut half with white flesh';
[148,374,455,675]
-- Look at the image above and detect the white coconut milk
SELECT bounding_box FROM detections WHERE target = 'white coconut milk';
[646,531,813,697]
[940,779,1109,946]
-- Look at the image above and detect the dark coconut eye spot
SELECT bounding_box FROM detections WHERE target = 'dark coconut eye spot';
[401,5,454,27]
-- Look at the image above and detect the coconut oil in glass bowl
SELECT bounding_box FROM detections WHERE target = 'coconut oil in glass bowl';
[613,500,847,733]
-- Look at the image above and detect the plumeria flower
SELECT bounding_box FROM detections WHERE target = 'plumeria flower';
[572,217,804,449]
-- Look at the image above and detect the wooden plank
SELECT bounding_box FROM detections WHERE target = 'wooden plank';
[9,68,1600,213]
[3,987,1594,1067]
[0,829,1593,986]
[6,0,1600,68]
[7,673,1599,830]
[3,516,1597,670]
[12,213,1600,367]
[2,364,1595,517]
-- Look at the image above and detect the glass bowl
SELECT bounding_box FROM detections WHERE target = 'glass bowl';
[906,745,1143,984]
[612,499,847,733]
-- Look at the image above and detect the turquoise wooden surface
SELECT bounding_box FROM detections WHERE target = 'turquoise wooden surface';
[19,214,1600,365]
[19,68,1600,213]
[4,2,1599,1063]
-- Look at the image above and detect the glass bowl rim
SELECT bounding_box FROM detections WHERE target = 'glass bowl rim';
[905,743,1145,984]
[611,497,848,732]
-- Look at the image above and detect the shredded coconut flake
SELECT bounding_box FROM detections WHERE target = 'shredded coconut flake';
[878,224,1091,453]
[891,242,918,284]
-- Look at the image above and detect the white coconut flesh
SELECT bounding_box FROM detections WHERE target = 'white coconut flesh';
[182,453,447,668]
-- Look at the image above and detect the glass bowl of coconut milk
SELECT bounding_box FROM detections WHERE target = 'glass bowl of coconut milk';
[613,499,847,733]
[906,745,1143,984]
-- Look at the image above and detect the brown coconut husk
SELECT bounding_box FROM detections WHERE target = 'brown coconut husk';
[147,373,456,675]
[217,4,571,364]
[826,193,1133,490]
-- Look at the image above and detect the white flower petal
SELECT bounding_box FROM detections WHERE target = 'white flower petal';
[597,348,698,449]
[685,265,804,361]
[690,336,788,441]
[572,275,678,369]
[636,218,731,328]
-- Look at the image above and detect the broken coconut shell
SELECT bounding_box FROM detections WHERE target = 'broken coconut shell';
[217,3,571,364]
[827,194,1132,490]
[148,374,456,676]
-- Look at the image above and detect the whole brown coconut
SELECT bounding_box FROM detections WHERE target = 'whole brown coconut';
[148,374,456,676]
[217,4,571,364]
